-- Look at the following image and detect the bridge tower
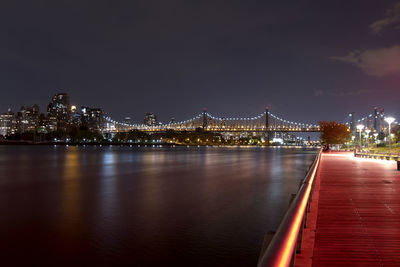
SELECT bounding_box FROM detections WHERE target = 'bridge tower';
[202,108,208,130]
[265,107,270,144]
[378,108,385,133]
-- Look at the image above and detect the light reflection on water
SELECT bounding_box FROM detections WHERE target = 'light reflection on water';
[0,146,316,266]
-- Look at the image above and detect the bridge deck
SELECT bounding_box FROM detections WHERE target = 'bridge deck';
[297,152,400,266]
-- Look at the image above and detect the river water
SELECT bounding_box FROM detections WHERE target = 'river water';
[0,145,316,266]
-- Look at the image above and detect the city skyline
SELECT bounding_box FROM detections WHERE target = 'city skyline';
[1,87,398,127]
[0,91,394,127]
[2,1,400,122]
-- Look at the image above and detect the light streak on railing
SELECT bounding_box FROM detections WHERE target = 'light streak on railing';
[258,150,321,267]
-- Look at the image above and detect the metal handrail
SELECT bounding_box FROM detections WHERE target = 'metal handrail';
[258,149,321,267]
[355,150,400,161]
[357,150,400,156]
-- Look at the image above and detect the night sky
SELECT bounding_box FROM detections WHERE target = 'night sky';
[1,1,399,124]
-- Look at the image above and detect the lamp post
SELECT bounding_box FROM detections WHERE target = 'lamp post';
[356,124,364,152]
[351,135,356,153]
[373,133,378,149]
[384,117,395,155]
[365,129,371,153]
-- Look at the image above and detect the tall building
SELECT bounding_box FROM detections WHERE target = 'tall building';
[0,109,16,136]
[349,112,356,134]
[373,107,378,132]
[70,105,82,126]
[81,106,104,132]
[47,93,70,131]
[37,113,50,133]
[16,104,40,133]
[378,108,385,133]
[144,112,157,126]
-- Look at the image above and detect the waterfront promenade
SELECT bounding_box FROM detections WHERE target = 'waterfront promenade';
[297,152,400,266]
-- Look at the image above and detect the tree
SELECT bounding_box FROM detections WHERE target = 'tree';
[378,131,386,141]
[65,125,104,143]
[319,121,351,145]
[392,124,400,143]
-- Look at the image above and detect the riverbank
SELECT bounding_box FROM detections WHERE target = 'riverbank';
[0,140,319,148]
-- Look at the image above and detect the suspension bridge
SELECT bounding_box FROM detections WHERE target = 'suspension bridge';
[102,106,397,134]
[103,108,321,133]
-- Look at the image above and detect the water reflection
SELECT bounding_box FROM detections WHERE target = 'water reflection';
[100,151,118,214]
[59,146,83,244]
[0,146,316,266]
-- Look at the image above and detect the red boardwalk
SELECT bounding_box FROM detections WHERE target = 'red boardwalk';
[310,152,400,266]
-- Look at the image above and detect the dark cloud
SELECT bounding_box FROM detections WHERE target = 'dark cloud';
[370,2,400,34]
[315,89,372,97]
[330,89,372,97]
[314,89,324,96]
[330,45,400,77]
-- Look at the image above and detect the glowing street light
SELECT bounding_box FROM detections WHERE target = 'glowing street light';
[384,117,395,155]
[365,129,371,153]
[356,124,364,151]
[373,133,379,148]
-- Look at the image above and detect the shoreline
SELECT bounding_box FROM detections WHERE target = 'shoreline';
[0,140,319,148]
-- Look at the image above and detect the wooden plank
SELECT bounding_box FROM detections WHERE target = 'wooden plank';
[309,152,400,266]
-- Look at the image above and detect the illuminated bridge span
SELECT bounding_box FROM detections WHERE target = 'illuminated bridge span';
[103,108,321,133]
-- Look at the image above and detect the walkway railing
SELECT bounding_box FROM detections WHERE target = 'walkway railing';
[355,150,400,161]
[258,149,321,267]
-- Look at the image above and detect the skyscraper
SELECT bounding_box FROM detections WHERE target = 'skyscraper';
[17,104,40,133]
[0,109,16,136]
[373,107,378,132]
[81,106,104,132]
[144,112,157,126]
[47,93,70,131]
[349,112,356,134]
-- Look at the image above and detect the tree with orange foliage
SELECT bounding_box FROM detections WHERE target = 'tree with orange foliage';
[319,121,351,145]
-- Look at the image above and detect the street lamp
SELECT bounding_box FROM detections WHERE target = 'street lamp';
[365,129,371,153]
[384,117,395,155]
[373,133,379,148]
[356,124,364,152]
